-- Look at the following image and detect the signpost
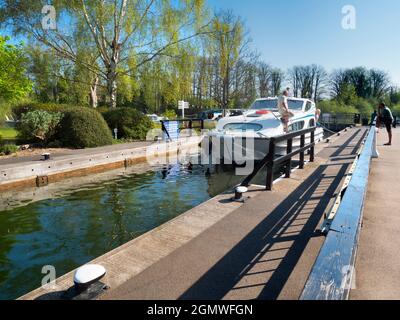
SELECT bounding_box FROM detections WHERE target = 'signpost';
[178,100,189,118]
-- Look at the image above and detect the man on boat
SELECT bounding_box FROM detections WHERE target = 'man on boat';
[377,102,394,146]
[278,89,293,133]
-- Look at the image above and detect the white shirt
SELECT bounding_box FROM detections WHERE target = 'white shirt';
[278,95,289,116]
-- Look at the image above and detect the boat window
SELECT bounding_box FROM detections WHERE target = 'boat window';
[250,99,305,111]
[288,121,305,132]
[288,100,305,110]
[250,99,277,110]
[309,118,315,127]
[305,102,313,111]
[223,123,263,132]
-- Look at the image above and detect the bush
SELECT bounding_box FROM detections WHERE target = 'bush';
[17,110,63,143]
[0,144,18,155]
[58,108,113,148]
[392,104,400,116]
[12,102,76,120]
[162,109,177,120]
[353,98,374,116]
[103,108,153,140]
[317,100,358,114]
[96,106,109,114]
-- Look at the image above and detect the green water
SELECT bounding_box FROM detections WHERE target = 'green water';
[0,160,262,300]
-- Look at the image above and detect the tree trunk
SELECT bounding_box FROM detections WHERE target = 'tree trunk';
[89,76,99,108]
[107,64,117,109]
[106,50,119,108]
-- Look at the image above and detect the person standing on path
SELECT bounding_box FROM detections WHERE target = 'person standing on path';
[377,103,394,146]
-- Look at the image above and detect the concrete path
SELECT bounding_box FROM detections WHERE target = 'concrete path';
[351,128,400,300]
[0,141,152,167]
[99,128,367,300]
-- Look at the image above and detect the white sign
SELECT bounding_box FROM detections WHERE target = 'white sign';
[178,100,189,118]
[178,101,189,109]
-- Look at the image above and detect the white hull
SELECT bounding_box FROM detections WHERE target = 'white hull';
[208,128,324,162]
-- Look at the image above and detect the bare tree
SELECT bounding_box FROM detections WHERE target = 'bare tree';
[312,65,328,101]
[369,69,390,99]
[288,65,327,101]
[257,62,272,97]
[288,66,302,97]
[270,68,284,97]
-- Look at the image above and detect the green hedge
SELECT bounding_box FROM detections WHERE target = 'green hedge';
[103,108,153,140]
[17,110,63,143]
[58,108,113,148]
[12,102,76,120]
[0,144,18,155]
[13,102,113,148]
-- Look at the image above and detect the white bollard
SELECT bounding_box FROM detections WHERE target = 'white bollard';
[234,186,248,200]
[372,127,379,158]
[73,264,106,293]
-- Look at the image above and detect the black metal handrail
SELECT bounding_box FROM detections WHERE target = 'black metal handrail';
[241,127,316,190]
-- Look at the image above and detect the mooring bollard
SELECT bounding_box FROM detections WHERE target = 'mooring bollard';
[234,186,248,200]
[73,264,106,292]
[372,127,379,158]
[42,153,51,161]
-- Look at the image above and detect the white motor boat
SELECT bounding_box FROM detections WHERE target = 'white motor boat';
[207,97,324,162]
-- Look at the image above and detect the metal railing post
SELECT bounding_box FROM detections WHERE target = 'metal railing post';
[285,138,293,178]
[310,130,315,162]
[266,138,276,191]
[299,134,305,169]
[239,127,316,190]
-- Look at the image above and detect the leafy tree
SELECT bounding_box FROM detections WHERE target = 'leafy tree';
[336,83,357,105]
[1,0,211,108]
[162,109,177,119]
[331,67,390,100]
[208,11,245,108]
[0,36,32,101]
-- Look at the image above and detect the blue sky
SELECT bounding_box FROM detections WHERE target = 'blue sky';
[208,0,400,85]
[2,1,399,85]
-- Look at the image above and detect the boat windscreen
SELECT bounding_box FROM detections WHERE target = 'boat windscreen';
[250,99,304,111]
[223,123,262,132]
[250,99,277,110]
[287,100,305,110]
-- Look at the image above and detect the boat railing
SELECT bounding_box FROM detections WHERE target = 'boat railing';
[240,127,316,190]
[300,119,378,300]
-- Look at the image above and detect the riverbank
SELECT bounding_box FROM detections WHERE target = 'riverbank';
[0,136,202,192]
